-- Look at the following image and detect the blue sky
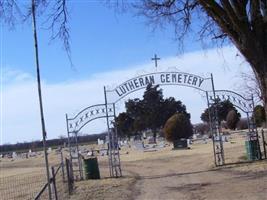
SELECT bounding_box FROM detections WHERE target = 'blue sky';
[2,1,200,83]
[1,1,251,144]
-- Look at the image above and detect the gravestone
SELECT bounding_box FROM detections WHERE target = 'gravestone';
[12,152,17,159]
[97,138,104,145]
[157,141,165,148]
[173,139,188,149]
[133,141,144,150]
[48,147,52,153]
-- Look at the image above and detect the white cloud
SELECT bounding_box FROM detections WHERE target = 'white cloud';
[3,68,34,85]
[1,46,251,144]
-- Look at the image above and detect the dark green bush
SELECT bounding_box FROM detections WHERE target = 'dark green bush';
[226,110,240,130]
[163,113,193,142]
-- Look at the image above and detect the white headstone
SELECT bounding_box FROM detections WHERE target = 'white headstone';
[134,141,144,150]
[97,138,104,145]
[12,152,17,159]
[157,141,165,148]
[142,132,147,138]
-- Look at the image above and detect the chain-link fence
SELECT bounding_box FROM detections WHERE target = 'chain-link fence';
[0,155,74,200]
[223,130,249,164]
[0,170,47,200]
[222,129,267,164]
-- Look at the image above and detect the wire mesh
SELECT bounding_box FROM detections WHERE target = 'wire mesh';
[53,165,69,200]
[223,129,267,164]
[223,130,248,164]
[0,160,73,200]
[0,171,46,200]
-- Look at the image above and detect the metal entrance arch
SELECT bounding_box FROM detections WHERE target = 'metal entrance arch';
[66,70,263,178]
[65,103,118,179]
[104,71,225,166]
[207,90,262,165]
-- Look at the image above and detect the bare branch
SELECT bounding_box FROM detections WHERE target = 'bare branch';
[1,0,73,67]
[0,0,23,27]
[238,71,263,104]
[134,0,199,51]
[43,0,73,67]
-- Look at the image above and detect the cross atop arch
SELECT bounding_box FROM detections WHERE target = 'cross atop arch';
[151,54,160,70]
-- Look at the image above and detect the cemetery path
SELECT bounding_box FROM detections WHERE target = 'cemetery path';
[70,142,267,200]
[123,151,267,200]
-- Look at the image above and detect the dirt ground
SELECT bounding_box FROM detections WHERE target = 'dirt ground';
[71,136,267,200]
[1,132,267,200]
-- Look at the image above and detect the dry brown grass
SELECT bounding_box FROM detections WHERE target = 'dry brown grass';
[1,132,267,200]
[0,150,65,200]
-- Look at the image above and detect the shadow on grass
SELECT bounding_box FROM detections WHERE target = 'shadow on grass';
[123,159,267,181]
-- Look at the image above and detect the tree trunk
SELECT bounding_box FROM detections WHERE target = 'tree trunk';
[254,63,267,123]
[258,72,267,125]
[263,92,267,126]
[232,39,267,123]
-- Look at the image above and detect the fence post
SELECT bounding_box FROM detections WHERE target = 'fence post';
[51,166,58,200]
[70,159,74,184]
[65,158,72,195]
[262,129,267,159]
[79,153,84,180]
[60,149,65,182]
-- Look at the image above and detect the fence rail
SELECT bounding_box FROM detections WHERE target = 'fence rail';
[34,158,74,200]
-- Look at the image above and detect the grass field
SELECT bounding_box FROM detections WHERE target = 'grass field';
[1,131,267,200]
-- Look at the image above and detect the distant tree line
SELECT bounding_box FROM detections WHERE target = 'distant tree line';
[200,100,241,126]
[197,100,266,134]
[0,133,107,153]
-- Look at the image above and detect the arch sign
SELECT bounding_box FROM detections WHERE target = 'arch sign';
[105,72,211,103]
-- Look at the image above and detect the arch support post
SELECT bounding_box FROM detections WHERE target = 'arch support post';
[206,92,217,166]
[246,95,262,160]
[65,116,84,181]
[210,73,225,166]
[104,87,122,178]
[104,86,113,177]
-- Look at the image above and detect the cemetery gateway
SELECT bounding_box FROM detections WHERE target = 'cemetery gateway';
[66,69,260,178]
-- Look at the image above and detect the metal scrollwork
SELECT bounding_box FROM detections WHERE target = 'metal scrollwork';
[66,103,114,133]
[208,90,253,113]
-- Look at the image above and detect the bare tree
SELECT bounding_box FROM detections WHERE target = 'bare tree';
[0,0,72,63]
[239,71,263,104]
[133,0,267,120]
